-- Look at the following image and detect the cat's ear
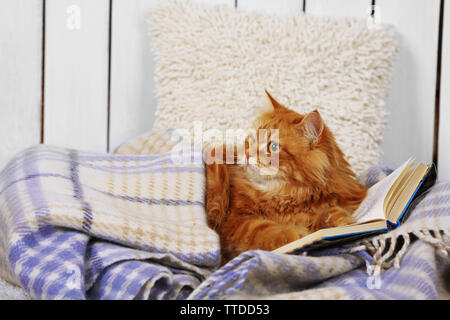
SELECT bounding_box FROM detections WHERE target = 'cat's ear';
[300,110,324,146]
[264,89,285,111]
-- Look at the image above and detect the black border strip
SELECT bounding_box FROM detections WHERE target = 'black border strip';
[40,0,46,144]
[433,0,445,167]
[106,0,113,152]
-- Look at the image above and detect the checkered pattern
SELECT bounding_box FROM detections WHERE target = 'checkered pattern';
[114,128,180,155]
[189,240,444,299]
[0,144,219,299]
[1,142,449,299]
[120,132,450,300]
[188,167,450,300]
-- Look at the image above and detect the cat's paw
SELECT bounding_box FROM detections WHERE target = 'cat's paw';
[329,211,355,227]
[273,225,308,248]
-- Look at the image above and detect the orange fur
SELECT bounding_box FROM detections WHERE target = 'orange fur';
[205,91,367,264]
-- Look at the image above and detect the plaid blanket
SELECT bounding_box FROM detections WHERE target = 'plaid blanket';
[0,140,449,299]
[189,169,450,299]
[0,145,219,299]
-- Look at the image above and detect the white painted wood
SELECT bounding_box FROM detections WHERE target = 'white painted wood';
[238,0,302,15]
[378,0,440,167]
[438,0,450,181]
[193,0,234,5]
[44,0,110,152]
[109,0,235,151]
[109,0,161,151]
[0,0,42,170]
[305,0,371,18]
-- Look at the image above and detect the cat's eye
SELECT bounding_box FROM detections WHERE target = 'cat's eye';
[268,141,280,153]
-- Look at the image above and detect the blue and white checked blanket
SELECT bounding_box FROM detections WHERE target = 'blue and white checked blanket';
[0,145,219,299]
[188,166,450,299]
[0,145,449,299]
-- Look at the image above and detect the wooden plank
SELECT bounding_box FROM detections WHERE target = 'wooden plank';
[305,0,371,18]
[44,0,110,152]
[377,0,440,167]
[193,0,234,5]
[438,0,450,181]
[109,0,161,151]
[0,0,43,170]
[109,0,235,151]
[237,0,302,15]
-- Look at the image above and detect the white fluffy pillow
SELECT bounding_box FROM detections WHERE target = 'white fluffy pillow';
[148,2,397,175]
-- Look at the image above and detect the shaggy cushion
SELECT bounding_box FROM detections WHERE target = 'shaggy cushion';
[148,2,397,174]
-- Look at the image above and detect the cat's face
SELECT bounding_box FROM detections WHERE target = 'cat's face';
[242,91,335,188]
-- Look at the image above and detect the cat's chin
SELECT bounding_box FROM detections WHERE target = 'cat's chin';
[242,163,285,191]
[236,155,279,177]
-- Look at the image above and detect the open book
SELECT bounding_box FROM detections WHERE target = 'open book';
[273,159,437,254]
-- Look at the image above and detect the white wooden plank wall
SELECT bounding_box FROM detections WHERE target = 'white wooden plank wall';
[193,0,234,5]
[0,0,448,180]
[377,0,440,168]
[305,0,370,18]
[305,0,441,170]
[108,0,234,151]
[439,0,450,181]
[44,0,110,152]
[109,0,161,151]
[238,0,302,15]
[0,0,43,170]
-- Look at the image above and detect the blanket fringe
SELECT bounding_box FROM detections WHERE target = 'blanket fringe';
[351,230,450,277]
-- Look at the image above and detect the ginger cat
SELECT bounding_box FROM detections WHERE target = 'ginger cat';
[205,91,367,264]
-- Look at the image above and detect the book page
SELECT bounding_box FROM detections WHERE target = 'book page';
[388,163,429,223]
[353,159,412,223]
[272,159,420,254]
[383,165,415,215]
